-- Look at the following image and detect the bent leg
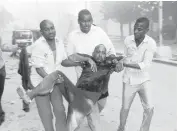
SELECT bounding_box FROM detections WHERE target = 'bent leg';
[87,102,101,131]
[17,71,60,102]
[67,105,85,131]
[97,97,107,113]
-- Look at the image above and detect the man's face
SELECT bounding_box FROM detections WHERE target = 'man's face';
[92,45,106,62]
[78,14,93,34]
[40,22,56,40]
[134,22,148,40]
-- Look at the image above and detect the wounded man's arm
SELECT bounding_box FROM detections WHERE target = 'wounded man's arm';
[68,53,97,72]
[68,53,91,62]
[61,59,82,67]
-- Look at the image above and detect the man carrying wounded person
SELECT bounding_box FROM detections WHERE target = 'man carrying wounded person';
[17,44,124,130]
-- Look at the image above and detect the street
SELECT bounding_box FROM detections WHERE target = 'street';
[0,52,176,131]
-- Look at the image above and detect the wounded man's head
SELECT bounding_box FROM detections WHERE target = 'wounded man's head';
[92,44,107,62]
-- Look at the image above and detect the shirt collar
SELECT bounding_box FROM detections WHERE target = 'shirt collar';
[131,35,149,44]
[77,25,95,34]
[40,36,59,44]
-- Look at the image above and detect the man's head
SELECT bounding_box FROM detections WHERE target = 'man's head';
[134,17,149,40]
[92,44,106,62]
[78,9,93,34]
[40,20,56,41]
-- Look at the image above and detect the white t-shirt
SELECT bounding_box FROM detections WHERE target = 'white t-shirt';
[66,25,116,78]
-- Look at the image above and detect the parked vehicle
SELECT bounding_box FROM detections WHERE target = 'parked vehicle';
[12,30,34,47]
[11,29,41,57]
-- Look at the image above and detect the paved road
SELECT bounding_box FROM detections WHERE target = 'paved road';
[0,53,176,131]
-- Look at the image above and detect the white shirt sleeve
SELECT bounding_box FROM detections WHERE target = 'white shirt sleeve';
[123,37,128,56]
[65,32,77,56]
[100,28,116,56]
[31,44,46,68]
[138,40,157,70]
[61,43,68,61]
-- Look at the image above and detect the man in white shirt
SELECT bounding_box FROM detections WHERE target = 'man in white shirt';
[29,20,79,131]
[66,9,123,131]
[117,17,157,131]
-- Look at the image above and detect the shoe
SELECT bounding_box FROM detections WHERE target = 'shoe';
[16,85,31,105]
[0,111,5,125]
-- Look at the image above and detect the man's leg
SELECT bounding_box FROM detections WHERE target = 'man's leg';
[67,105,86,131]
[97,97,107,113]
[22,100,30,112]
[35,94,54,131]
[50,85,68,131]
[22,80,30,112]
[118,83,138,131]
[17,71,60,103]
[138,81,154,131]
[87,102,101,131]
[0,66,6,125]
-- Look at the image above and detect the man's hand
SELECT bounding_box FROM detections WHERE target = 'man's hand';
[115,61,124,72]
[112,58,119,64]
[87,57,97,72]
[55,75,64,84]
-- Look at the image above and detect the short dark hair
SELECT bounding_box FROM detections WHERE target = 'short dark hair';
[136,17,149,28]
[40,20,53,30]
[78,9,93,21]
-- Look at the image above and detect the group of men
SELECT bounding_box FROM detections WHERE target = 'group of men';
[0,9,156,131]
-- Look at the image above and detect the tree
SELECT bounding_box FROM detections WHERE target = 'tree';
[0,6,13,46]
[100,1,160,38]
[0,6,13,32]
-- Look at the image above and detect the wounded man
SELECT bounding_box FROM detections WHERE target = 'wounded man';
[17,44,124,129]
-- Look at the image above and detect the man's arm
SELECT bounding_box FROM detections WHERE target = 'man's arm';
[99,28,125,72]
[123,50,154,70]
[36,68,48,78]
[123,42,157,70]
[61,59,81,67]
[123,63,140,69]
[68,53,97,72]
[68,53,90,62]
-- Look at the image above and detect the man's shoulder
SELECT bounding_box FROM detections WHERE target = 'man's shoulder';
[145,35,157,47]
[31,37,46,53]
[146,35,156,43]
[56,37,63,44]
[91,25,105,33]
[34,37,44,46]
[125,35,134,41]
[69,29,81,36]
[124,35,134,45]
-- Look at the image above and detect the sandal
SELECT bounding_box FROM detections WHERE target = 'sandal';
[16,85,32,105]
